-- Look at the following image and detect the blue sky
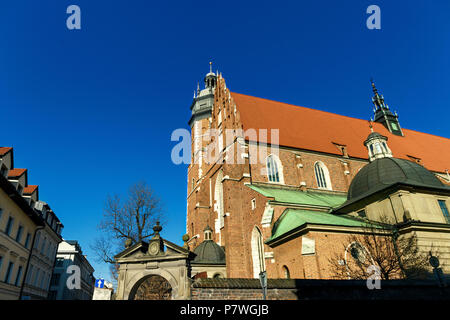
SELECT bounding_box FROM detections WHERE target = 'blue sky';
[1,1,449,281]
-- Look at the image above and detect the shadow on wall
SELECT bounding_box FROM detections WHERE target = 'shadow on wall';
[190,278,450,300]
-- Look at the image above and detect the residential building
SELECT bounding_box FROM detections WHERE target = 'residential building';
[49,240,95,300]
[0,148,43,299]
[21,200,63,300]
[0,147,64,300]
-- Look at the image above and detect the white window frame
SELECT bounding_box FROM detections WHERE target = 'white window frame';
[314,161,332,190]
[266,154,284,184]
[251,226,266,278]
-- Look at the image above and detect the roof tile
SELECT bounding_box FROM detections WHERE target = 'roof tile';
[232,92,450,173]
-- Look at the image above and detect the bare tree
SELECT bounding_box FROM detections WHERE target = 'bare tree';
[91,181,165,268]
[329,217,431,280]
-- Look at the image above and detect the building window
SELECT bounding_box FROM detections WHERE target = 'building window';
[24,233,31,249]
[56,258,64,267]
[0,256,3,272]
[4,261,14,284]
[438,200,450,223]
[251,227,265,278]
[41,238,46,254]
[15,225,23,243]
[34,232,40,249]
[266,155,280,182]
[27,265,34,284]
[0,208,3,221]
[34,268,40,287]
[5,216,14,236]
[349,242,366,264]
[48,291,57,300]
[314,162,332,190]
[357,209,367,218]
[40,271,46,289]
[214,171,224,231]
[282,266,290,279]
[251,198,256,210]
[14,266,23,286]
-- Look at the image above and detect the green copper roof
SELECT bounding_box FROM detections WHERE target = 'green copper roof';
[266,209,376,244]
[247,184,347,208]
[347,157,448,202]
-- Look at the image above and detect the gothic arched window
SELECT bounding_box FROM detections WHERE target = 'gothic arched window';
[314,162,332,190]
[251,227,265,278]
[266,155,283,183]
[214,171,224,243]
[282,266,290,279]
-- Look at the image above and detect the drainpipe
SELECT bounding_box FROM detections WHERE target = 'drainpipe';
[19,225,45,300]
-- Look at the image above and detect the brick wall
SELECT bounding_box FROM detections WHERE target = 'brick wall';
[191,278,450,300]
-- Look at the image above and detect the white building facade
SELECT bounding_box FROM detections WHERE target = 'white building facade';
[48,240,95,300]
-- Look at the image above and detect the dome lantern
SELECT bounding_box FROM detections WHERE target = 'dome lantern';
[364,123,393,162]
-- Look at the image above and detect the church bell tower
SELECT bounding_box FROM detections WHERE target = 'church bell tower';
[188,62,217,127]
[188,62,218,167]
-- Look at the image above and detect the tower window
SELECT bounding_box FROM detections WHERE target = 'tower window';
[374,143,382,154]
[390,122,399,131]
[438,200,450,223]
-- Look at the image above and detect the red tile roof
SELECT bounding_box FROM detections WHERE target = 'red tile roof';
[23,185,38,194]
[8,168,27,178]
[0,147,12,156]
[231,92,450,173]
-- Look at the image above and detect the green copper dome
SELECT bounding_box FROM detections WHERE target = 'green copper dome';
[348,157,445,201]
[192,240,226,265]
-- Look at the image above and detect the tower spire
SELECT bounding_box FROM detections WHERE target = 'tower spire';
[371,79,386,110]
[370,79,404,136]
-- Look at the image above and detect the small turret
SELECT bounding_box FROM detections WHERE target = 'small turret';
[364,122,393,162]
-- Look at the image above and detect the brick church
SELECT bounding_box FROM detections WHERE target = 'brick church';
[186,64,450,280]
